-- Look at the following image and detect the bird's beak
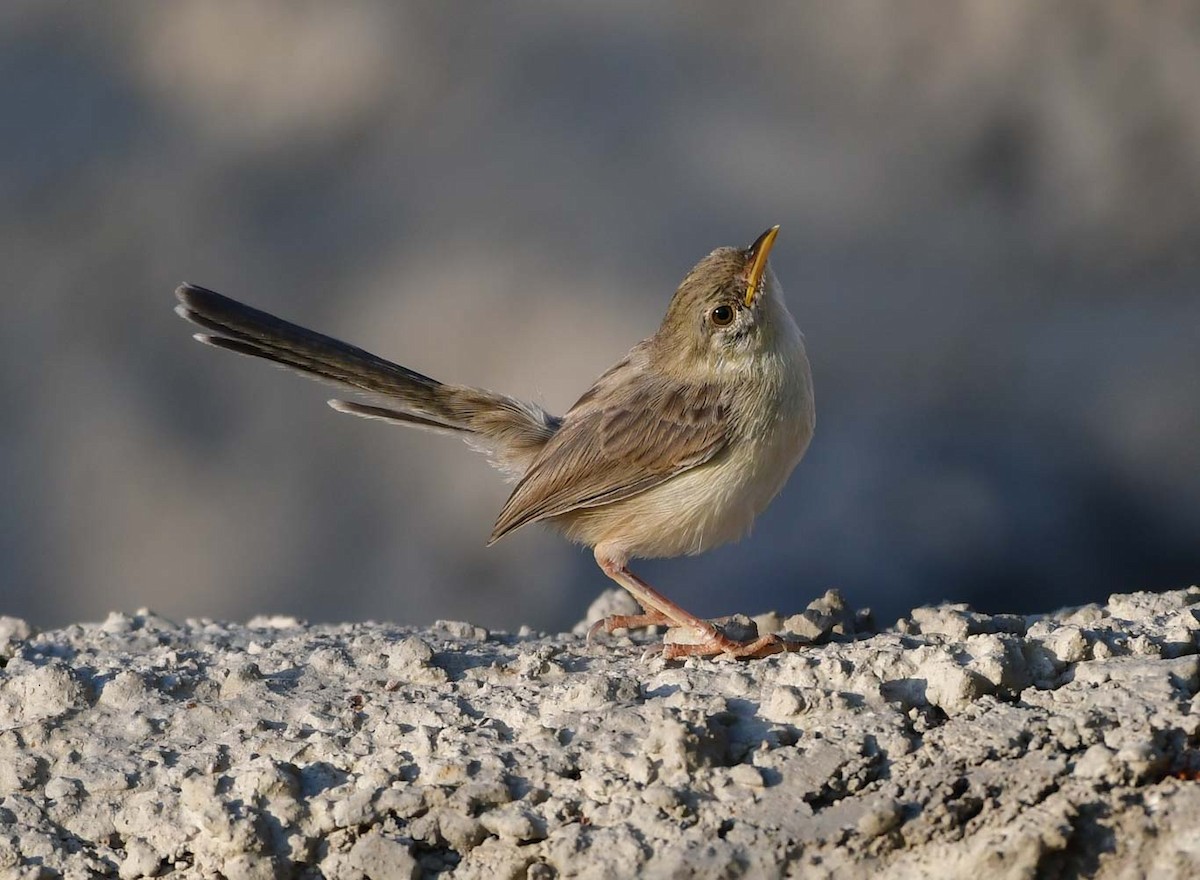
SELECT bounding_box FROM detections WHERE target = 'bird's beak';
[745,225,780,307]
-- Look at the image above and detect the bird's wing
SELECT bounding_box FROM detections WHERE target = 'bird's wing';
[488,377,732,543]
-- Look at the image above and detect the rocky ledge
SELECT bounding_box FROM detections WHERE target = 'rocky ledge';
[0,587,1198,879]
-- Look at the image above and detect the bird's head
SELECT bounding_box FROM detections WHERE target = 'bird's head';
[653,226,795,377]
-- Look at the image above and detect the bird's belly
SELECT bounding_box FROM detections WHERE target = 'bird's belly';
[556,407,813,559]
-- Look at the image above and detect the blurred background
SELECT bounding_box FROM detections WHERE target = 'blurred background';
[3,2,1198,633]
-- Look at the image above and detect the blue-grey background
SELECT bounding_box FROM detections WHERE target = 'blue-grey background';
[4,3,1198,632]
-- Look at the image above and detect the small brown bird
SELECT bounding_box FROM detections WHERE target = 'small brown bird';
[175,227,815,659]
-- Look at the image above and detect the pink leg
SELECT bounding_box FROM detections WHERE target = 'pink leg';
[591,546,796,660]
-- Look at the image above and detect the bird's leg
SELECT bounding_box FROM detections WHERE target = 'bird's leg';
[590,546,805,660]
[592,547,745,655]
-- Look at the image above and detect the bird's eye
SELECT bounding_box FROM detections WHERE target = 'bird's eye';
[710,305,735,326]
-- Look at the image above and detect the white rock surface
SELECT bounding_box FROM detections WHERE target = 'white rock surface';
[0,588,1197,879]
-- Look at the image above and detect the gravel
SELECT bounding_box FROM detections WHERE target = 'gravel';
[0,587,1197,879]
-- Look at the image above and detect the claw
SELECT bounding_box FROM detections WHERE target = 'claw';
[639,643,668,663]
[585,617,606,647]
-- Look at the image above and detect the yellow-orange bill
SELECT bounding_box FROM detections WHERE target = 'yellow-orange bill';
[745,225,780,307]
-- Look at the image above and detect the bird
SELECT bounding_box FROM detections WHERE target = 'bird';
[174,226,815,659]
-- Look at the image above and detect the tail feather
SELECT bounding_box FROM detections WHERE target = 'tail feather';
[176,283,561,476]
[327,399,466,434]
[176,284,438,397]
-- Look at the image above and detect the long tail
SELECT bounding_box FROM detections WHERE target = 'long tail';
[175,284,560,475]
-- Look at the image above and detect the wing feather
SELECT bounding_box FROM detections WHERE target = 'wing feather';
[488,377,731,543]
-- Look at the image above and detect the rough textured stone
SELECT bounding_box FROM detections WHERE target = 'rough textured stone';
[0,588,1197,878]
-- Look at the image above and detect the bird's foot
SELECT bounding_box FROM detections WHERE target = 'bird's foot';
[586,610,673,645]
[589,610,803,660]
[656,628,804,661]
